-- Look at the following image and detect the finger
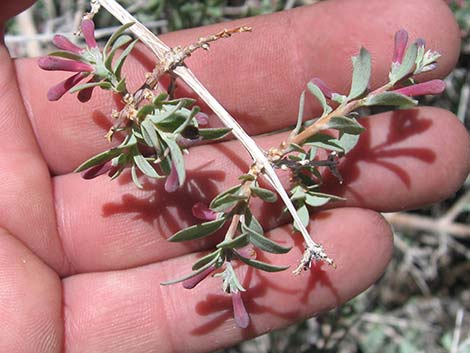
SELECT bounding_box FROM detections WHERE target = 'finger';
[54,107,469,274]
[0,228,62,353]
[0,41,69,273]
[0,0,35,25]
[15,0,460,174]
[62,207,392,353]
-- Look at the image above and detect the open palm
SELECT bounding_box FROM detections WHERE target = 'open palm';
[0,0,469,352]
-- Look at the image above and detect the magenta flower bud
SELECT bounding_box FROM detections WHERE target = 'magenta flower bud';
[195,112,209,126]
[415,38,426,48]
[38,56,93,72]
[232,290,250,328]
[77,84,96,103]
[81,19,98,48]
[52,35,82,53]
[392,29,409,64]
[192,202,218,221]
[164,162,180,193]
[81,161,114,179]
[182,265,215,289]
[393,79,446,97]
[176,136,203,148]
[236,244,256,259]
[311,77,333,99]
[47,72,86,101]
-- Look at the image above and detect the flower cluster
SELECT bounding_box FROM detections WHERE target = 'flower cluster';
[39,20,138,102]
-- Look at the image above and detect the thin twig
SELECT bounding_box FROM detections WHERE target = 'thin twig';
[384,212,470,239]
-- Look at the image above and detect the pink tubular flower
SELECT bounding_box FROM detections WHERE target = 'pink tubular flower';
[182,265,216,289]
[195,112,209,126]
[231,290,250,328]
[52,35,82,53]
[192,202,219,221]
[311,77,333,99]
[164,162,180,192]
[392,29,408,64]
[393,79,446,97]
[38,19,100,102]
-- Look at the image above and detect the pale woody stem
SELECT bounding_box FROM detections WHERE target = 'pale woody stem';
[96,0,319,249]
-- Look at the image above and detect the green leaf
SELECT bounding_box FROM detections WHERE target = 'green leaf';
[249,231,292,254]
[133,153,162,178]
[390,43,418,84]
[48,50,84,61]
[69,81,112,93]
[304,133,344,152]
[238,174,255,182]
[308,191,345,202]
[75,147,126,172]
[130,165,143,189]
[217,233,249,249]
[210,185,246,212]
[348,48,371,100]
[243,208,263,234]
[292,90,305,136]
[235,253,289,272]
[114,39,138,80]
[339,132,360,153]
[307,82,332,116]
[115,78,127,93]
[324,116,365,135]
[198,127,232,140]
[296,204,310,228]
[150,101,185,127]
[332,93,347,105]
[137,104,155,120]
[173,106,200,136]
[163,136,186,186]
[105,34,133,70]
[192,249,222,270]
[161,256,218,285]
[305,193,330,207]
[152,92,169,106]
[141,118,160,150]
[169,217,227,242]
[242,217,291,254]
[249,185,277,203]
[362,92,418,109]
[165,98,197,107]
[104,22,135,54]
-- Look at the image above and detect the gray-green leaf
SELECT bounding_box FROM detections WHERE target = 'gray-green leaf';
[324,116,365,135]
[250,185,278,203]
[390,43,418,84]
[307,82,332,117]
[198,127,232,140]
[133,153,162,178]
[235,253,289,272]
[169,217,227,242]
[192,249,222,270]
[362,92,417,109]
[348,48,371,100]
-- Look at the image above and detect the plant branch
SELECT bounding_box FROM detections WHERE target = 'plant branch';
[96,0,325,257]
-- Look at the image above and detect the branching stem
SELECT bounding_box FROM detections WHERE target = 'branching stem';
[96,0,322,255]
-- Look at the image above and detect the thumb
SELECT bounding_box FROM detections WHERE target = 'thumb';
[0,0,36,29]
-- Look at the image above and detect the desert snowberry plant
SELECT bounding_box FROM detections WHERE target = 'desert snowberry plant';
[39,0,445,329]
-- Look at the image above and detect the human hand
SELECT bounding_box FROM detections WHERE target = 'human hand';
[1,0,469,352]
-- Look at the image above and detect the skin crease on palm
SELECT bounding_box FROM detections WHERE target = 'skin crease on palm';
[0,0,469,352]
